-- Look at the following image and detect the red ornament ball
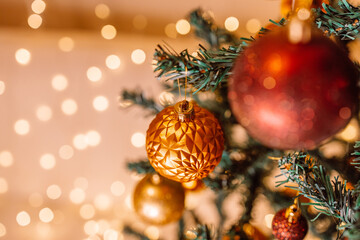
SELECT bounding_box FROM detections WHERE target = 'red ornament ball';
[228,27,359,149]
[272,208,308,240]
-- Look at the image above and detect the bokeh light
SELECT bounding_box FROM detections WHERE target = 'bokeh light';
[0,223,6,237]
[159,92,175,106]
[87,67,102,82]
[145,226,159,240]
[61,99,78,115]
[39,208,54,223]
[84,220,99,235]
[131,49,146,64]
[74,177,88,190]
[246,18,261,33]
[104,229,119,240]
[0,81,5,95]
[58,37,75,52]
[101,25,117,40]
[131,132,145,148]
[164,23,177,38]
[176,19,191,35]
[36,222,51,238]
[28,14,42,29]
[59,145,74,160]
[0,178,8,194]
[69,188,86,204]
[36,105,53,121]
[97,219,110,235]
[0,151,14,167]
[31,0,46,14]
[339,119,359,142]
[339,107,351,119]
[93,96,109,111]
[133,15,148,30]
[94,194,112,210]
[86,130,101,146]
[224,16,239,32]
[28,193,43,207]
[46,185,62,200]
[73,134,88,150]
[15,48,31,65]
[95,4,110,19]
[14,119,30,135]
[51,74,68,91]
[105,55,121,70]
[265,214,274,228]
[16,211,31,226]
[80,204,96,219]
[39,154,56,170]
[110,181,125,197]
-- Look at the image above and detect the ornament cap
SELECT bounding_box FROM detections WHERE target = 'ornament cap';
[175,100,194,122]
[285,202,302,223]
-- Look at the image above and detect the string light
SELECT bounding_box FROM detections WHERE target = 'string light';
[31,0,46,14]
[246,18,261,33]
[14,119,30,135]
[61,99,78,115]
[131,49,146,64]
[0,81,5,95]
[58,37,74,52]
[175,19,191,35]
[131,132,145,148]
[69,188,86,204]
[46,185,62,200]
[85,130,101,146]
[39,154,56,170]
[87,67,102,82]
[93,96,109,111]
[28,14,43,29]
[73,134,88,150]
[0,151,14,167]
[36,105,52,121]
[101,25,117,40]
[95,4,110,19]
[224,16,239,32]
[16,211,31,226]
[15,49,31,65]
[51,74,68,91]
[39,208,54,223]
[105,55,121,70]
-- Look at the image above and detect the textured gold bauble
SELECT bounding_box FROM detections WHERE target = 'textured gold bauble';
[133,174,185,225]
[146,101,224,182]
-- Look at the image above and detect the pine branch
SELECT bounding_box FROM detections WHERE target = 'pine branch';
[127,160,156,174]
[119,89,163,114]
[123,226,150,240]
[276,152,359,237]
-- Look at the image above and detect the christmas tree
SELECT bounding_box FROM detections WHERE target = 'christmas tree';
[122,0,360,239]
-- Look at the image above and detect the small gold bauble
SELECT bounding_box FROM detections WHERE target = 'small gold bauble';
[146,100,224,182]
[133,174,185,225]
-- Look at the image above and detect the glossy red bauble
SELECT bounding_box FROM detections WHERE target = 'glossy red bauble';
[229,27,358,149]
[272,208,308,240]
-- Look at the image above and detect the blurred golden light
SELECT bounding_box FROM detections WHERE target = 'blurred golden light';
[144,226,159,240]
[59,145,74,160]
[69,188,86,204]
[131,49,146,64]
[39,154,56,170]
[265,214,274,228]
[0,178,8,194]
[58,37,74,52]
[61,99,78,115]
[28,14,42,29]
[84,220,99,235]
[97,219,110,234]
[94,194,112,210]
[36,222,51,238]
[246,18,261,33]
[339,107,351,120]
[95,4,110,19]
[101,25,117,40]
[16,211,31,226]
[93,96,109,111]
[36,105,52,121]
[28,193,43,207]
[46,185,62,199]
[74,177,88,190]
[31,0,46,14]
[105,55,121,70]
[87,67,102,82]
[15,48,31,65]
[80,204,96,219]
[0,151,13,167]
[104,229,118,240]
[73,134,88,150]
[159,92,175,106]
[125,194,132,209]
[133,15,147,30]
[131,132,145,148]
[320,141,347,159]
[0,223,6,237]
[39,208,54,223]
[224,16,239,32]
[297,8,311,20]
[86,130,101,146]
[0,81,5,95]
[263,77,276,90]
[176,19,191,35]
[14,119,30,135]
[110,181,125,197]
[51,74,68,91]
[164,23,177,38]
[339,118,359,142]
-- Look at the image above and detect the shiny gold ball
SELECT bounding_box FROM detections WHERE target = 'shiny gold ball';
[146,101,224,182]
[133,174,185,225]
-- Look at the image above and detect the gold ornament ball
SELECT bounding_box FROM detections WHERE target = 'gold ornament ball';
[133,174,185,225]
[146,100,225,182]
